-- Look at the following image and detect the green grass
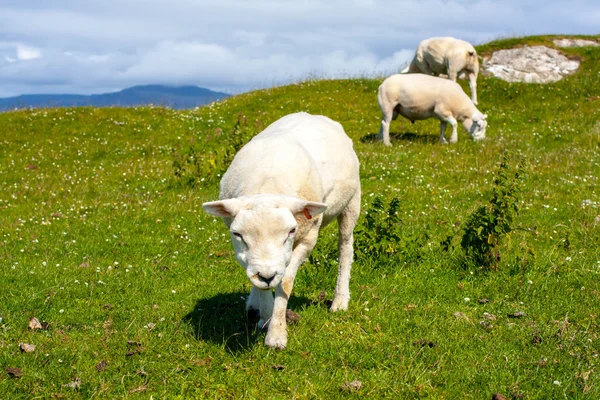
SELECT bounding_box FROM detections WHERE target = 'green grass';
[1,35,599,399]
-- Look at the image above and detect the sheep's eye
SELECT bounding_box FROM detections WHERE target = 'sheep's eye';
[232,232,243,240]
[288,228,296,236]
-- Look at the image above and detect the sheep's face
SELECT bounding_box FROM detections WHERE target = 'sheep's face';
[466,114,487,141]
[203,195,327,290]
[229,207,297,289]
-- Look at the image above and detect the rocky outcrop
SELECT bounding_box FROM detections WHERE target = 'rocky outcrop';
[483,46,580,83]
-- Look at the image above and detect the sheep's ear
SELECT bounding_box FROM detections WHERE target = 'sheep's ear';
[302,201,328,218]
[202,199,240,218]
[286,199,327,219]
[482,114,488,119]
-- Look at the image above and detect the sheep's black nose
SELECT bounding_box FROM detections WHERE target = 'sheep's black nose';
[258,274,275,285]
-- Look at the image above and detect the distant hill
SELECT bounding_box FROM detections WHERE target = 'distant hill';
[0,84,230,111]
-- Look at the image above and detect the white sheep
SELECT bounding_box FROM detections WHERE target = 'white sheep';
[377,73,488,146]
[404,36,479,105]
[203,112,361,349]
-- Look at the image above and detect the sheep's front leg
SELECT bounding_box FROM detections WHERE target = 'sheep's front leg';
[331,189,361,311]
[447,67,458,82]
[439,121,448,144]
[264,228,319,349]
[438,115,458,144]
[448,117,459,143]
[247,287,274,330]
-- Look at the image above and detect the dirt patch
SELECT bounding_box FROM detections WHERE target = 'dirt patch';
[483,45,580,83]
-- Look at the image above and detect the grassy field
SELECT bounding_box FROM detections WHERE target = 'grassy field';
[1,35,599,399]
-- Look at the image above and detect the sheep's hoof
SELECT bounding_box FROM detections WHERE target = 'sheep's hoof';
[330,296,349,312]
[264,332,287,350]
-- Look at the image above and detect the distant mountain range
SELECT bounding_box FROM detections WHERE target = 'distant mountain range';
[0,85,230,111]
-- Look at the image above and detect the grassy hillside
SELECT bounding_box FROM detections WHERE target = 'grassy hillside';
[1,35,599,399]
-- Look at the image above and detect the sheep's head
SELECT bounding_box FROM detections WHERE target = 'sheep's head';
[465,113,487,141]
[203,194,327,289]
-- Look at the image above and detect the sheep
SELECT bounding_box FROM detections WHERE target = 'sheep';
[203,112,361,350]
[377,73,487,146]
[403,37,479,105]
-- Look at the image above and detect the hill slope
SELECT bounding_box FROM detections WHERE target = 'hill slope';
[0,35,599,399]
[0,84,229,111]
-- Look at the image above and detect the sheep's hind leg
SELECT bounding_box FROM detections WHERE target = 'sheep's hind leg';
[331,188,361,312]
[468,71,478,105]
[377,103,395,146]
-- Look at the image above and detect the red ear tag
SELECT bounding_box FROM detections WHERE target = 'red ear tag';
[303,208,312,220]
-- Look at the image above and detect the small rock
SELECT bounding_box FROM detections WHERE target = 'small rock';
[507,311,526,318]
[285,309,300,325]
[96,360,108,372]
[492,394,507,400]
[62,377,81,389]
[483,312,497,321]
[479,320,492,330]
[340,380,362,392]
[5,367,23,378]
[19,343,36,353]
[28,317,42,330]
[454,311,468,320]
[271,364,285,371]
[478,298,490,304]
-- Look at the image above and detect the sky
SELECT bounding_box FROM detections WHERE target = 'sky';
[0,0,599,97]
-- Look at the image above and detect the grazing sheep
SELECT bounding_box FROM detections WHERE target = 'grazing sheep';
[377,73,487,146]
[203,112,361,349]
[404,37,479,105]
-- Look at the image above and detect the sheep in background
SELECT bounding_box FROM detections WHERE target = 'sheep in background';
[377,73,487,145]
[203,112,361,350]
[403,37,480,105]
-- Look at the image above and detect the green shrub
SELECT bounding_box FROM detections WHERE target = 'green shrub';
[460,152,527,268]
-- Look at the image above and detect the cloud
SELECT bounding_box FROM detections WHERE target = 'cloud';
[16,44,42,60]
[0,0,599,97]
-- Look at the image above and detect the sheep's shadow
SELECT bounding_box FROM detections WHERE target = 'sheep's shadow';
[183,291,312,353]
[361,131,438,144]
